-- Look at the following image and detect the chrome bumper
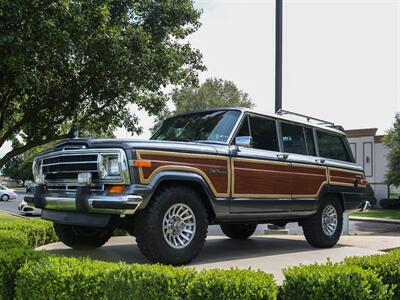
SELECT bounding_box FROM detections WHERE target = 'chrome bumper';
[25,185,143,215]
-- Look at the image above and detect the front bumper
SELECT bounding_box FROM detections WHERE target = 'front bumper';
[24,184,143,215]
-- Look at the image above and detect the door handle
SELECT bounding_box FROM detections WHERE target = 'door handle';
[277,153,289,160]
[315,158,326,164]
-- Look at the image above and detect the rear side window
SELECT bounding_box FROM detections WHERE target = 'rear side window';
[317,131,352,162]
[281,123,316,156]
[281,123,307,155]
[249,116,279,151]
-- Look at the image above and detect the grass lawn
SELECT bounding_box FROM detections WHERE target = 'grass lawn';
[351,208,400,220]
[0,211,24,222]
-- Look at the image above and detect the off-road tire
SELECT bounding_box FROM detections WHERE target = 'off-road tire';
[1,194,9,202]
[134,185,208,265]
[54,223,113,250]
[302,196,343,248]
[220,223,257,239]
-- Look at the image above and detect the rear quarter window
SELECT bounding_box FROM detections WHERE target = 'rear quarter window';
[316,131,352,162]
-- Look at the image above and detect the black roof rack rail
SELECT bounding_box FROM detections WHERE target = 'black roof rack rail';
[276,109,344,131]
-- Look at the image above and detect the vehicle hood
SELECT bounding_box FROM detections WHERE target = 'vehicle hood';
[51,138,230,156]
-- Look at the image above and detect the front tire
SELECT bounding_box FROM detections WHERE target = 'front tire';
[1,194,9,202]
[220,223,257,239]
[134,185,208,265]
[302,196,343,248]
[54,223,113,250]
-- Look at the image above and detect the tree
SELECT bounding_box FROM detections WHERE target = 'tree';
[152,78,254,132]
[384,113,400,187]
[0,0,205,168]
[1,128,115,183]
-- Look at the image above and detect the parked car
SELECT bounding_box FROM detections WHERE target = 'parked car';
[26,108,367,265]
[0,184,17,201]
[18,200,41,216]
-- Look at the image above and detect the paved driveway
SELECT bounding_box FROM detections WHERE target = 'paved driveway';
[39,233,399,284]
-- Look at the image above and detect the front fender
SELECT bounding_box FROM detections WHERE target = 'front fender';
[124,170,226,214]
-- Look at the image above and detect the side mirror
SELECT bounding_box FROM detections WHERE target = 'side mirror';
[235,136,252,148]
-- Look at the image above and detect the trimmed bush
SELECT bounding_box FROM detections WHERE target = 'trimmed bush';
[282,262,392,300]
[0,219,57,248]
[345,250,400,299]
[16,256,196,300]
[187,269,278,300]
[0,230,29,249]
[0,248,47,300]
[16,256,120,300]
[380,198,400,209]
[105,264,196,299]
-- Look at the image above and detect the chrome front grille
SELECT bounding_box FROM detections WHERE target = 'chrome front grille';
[34,148,131,186]
[42,154,100,182]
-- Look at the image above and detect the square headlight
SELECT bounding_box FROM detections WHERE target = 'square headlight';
[108,157,120,176]
[99,154,122,179]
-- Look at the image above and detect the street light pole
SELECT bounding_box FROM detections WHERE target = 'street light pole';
[275,0,283,113]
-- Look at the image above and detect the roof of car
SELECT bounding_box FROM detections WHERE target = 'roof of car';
[170,107,346,135]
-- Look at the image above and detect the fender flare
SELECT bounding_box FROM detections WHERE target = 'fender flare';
[138,170,219,212]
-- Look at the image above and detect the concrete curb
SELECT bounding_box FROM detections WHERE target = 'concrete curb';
[350,216,400,224]
[0,210,30,220]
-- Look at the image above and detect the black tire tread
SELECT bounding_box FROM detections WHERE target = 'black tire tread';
[134,185,208,265]
[54,223,113,250]
[220,223,257,240]
[302,196,343,248]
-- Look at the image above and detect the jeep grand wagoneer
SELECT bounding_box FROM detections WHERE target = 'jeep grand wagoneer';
[27,108,367,265]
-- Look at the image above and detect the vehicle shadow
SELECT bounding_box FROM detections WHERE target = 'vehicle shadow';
[40,235,344,266]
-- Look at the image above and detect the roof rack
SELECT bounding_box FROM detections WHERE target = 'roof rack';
[276,109,342,130]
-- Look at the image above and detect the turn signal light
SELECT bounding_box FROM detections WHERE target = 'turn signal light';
[107,185,127,194]
[134,160,152,167]
[359,179,368,185]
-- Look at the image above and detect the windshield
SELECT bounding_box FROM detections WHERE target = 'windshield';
[151,110,241,143]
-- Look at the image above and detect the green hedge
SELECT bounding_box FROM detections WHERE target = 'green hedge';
[282,261,392,300]
[15,257,119,300]
[14,256,278,300]
[345,250,400,299]
[0,219,57,249]
[0,249,47,300]
[105,263,196,300]
[187,268,277,300]
[0,230,29,249]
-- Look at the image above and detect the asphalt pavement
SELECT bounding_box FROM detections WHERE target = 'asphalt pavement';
[0,190,26,215]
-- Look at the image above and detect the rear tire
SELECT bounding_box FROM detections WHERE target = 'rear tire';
[1,194,9,202]
[134,185,208,265]
[302,196,343,248]
[54,223,113,250]
[220,223,257,239]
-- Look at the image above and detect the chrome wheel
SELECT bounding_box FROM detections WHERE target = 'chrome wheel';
[162,203,196,249]
[322,204,338,236]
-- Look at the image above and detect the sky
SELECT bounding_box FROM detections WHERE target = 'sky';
[117,0,400,139]
[1,0,399,157]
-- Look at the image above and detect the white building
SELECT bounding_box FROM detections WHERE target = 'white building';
[345,128,389,202]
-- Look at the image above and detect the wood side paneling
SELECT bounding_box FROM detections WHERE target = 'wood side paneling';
[329,168,365,188]
[232,159,328,198]
[233,159,292,198]
[291,163,327,198]
[135,150,230,197]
